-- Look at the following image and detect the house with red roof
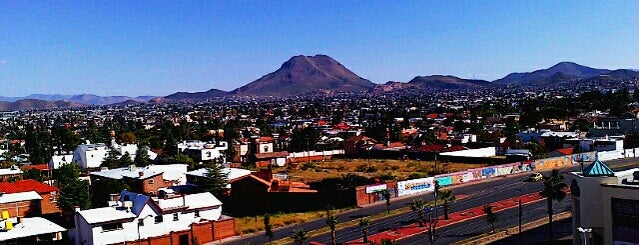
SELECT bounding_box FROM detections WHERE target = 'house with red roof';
[0,179,61,216]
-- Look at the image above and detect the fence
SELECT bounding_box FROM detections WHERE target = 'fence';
[359,148,635,205]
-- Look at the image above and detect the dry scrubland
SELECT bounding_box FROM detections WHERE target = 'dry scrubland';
[282,158,488,183]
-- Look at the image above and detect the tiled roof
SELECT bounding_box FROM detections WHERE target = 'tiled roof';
[0,179,59,194]
[583,158,615,177]
[556,148,574,155]
[20,164,50,171]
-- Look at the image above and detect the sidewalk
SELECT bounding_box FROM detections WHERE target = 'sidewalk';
[338,192,546,245]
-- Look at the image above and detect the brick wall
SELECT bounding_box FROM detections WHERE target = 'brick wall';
[0,200,41,217]
[40,193,61,214]
[191,222,213,243]
[213,218,236,240]
[142,174,165,196]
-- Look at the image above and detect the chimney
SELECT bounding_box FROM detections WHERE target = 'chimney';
[74,206,80,212]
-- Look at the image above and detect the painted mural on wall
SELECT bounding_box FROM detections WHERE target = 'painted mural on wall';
[362,151,614,200]
[397,177,434,197]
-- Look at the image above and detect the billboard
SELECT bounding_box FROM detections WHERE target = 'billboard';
[365,184,387,194]
[397,177,434,197]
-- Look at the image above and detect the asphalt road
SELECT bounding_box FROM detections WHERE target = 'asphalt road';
[398,193,572,244]
[223,157,639,245]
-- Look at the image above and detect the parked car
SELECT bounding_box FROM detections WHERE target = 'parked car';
[526,173,543,182]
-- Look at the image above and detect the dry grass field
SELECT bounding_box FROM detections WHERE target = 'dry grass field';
[280,158,488,183]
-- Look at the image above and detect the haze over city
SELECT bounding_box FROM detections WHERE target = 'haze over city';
[1,1,638,96]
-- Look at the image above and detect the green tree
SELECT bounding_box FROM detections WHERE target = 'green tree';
[288,127,320,152]
[483,204,497,233]
[380,189,391,214]
[91,178,127,208]
[540,169,567,241]
[200,163,229,198]
[291,229,309,245]
[410,198,427,227]
[57,163,91,212]
[438,189,456,219]
[264,213,274,242]
[380,239,396,245]
[118,152,133,168]
[359,217,372,244]
[56,163,80,187]
[22,168,44,182]
[159,154,196,170]
[117,132,137,144]
[325,208,339,245]
[101,148,121,169]
[134,147,152,167]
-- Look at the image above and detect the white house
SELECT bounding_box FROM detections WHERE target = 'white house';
[48,154,73,170]
[71,141,158,170]
[111,139,158,161]
[90,164,188,185]
[178,140,228,162]
[70,190,224,245]
[0,216,66,243]
[72,142,109,169]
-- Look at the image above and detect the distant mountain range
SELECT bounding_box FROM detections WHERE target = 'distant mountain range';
[3,56,639,108]
[0,99,85,111]
[0,94,155,105]
[164,89,228,101]
[492,62,638,85]
[408,75,492,89]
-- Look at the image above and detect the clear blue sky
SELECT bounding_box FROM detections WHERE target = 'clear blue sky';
[1,1,638,97]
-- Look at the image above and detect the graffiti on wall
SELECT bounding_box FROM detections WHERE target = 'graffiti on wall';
[397,177,434,197]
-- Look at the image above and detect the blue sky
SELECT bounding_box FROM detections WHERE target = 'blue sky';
[1,1,638,96]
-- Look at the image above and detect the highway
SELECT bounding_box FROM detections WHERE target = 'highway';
[223,157,639,245]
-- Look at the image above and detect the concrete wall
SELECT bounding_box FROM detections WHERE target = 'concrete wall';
[354,149,631,205]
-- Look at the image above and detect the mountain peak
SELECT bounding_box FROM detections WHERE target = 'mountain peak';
[232,55,374,96]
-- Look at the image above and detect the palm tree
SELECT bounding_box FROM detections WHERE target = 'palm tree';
[438,189,456,219]
[325,209,339,245]
[381,189,391,214]
[291,229,309,245]
[264,213,273,242]
[380,238,396,245]
[540,169,567,241]
[359,217,372,243]
[411,198,428,227]
[483,204,497,233]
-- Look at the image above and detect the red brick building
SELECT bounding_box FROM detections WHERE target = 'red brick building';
[0,179,60,215]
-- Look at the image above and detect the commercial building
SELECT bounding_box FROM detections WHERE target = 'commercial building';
[571,159,639,245]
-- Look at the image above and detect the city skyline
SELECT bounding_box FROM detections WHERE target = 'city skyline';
[1,1,638,96]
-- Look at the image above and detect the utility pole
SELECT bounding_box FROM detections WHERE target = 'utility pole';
[428,206,435,245]
[518,199,522,244]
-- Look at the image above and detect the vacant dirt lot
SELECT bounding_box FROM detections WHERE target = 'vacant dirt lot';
[280,158,488,183]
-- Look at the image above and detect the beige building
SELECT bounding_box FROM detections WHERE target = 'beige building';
[571,159,639,245]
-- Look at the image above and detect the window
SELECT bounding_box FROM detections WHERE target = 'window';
[154,215,163,223]
[173,213,179,221]
[194,210,200,217]
[149,179,154,184]
[101,223,123,232]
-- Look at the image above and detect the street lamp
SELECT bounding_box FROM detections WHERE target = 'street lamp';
[137,214,154,245]
[576,227,592,245]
